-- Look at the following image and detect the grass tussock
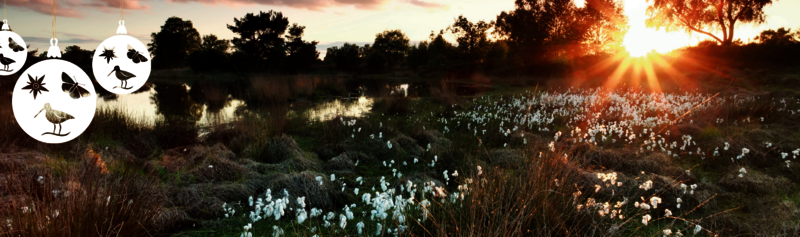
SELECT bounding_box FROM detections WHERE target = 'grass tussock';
[0,150,167,237]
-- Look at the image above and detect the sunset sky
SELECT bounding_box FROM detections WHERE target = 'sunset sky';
[3,0,799,57]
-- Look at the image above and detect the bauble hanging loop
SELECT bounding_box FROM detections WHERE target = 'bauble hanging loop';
[2,19,8,31]
[47,38,61,58]
[117,20,127,34]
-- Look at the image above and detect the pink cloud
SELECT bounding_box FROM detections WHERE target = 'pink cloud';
[8,0,150,18]
[406,0,447,10]
[165,0,446,11]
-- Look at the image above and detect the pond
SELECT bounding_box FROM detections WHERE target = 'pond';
[1,74,491,131]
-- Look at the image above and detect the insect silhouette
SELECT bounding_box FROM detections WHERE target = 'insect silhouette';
[8,37,24,52]
[127,46,148,64]
[99,46,116,64]
[61,72,91,99]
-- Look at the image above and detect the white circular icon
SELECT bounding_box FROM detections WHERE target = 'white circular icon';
[0,30,28,76]
[92,35,151,94]
[12,59,97,144]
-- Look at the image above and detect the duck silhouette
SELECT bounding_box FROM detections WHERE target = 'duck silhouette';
[34,103,74,136]
[108,65,136,89]
[0,53,15,71]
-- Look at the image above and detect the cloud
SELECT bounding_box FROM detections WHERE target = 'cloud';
[406,0,447,10]
[23,35,103,51]
[8,0,150,18]
[165,0,446,11]
[165,0,387,10]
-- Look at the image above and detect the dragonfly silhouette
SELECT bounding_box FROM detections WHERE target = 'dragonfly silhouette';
[61,72,90,99]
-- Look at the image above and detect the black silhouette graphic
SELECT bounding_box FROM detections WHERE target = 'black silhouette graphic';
[8,37,24,52]
[35,103,73,136]
[21,74,48,99]
[99,46,116,64]
[61,72,91,99]
[108,65,136,89]
[0,53,15,72]
[127,47,148,64]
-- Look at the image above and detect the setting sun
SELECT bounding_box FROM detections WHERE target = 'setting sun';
[621,0,698,56]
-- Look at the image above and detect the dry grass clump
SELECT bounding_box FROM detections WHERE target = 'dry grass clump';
[244,134,304,164]
[325,153,355,172]
[393,134,424,157]
[188,156,250,183]
[717,170,793,194]
[485,149,524,169]
[0,153,167,237]
[269,171,333,208]
[169,184,227,219]
[579,149,685,177]
[432,150,590,236]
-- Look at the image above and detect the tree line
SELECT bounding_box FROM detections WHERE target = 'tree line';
[5,0,797,77]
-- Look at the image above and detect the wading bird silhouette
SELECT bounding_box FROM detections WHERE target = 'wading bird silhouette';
[0,53,15,71]
[34,103,74,136]
[108,65,136,89]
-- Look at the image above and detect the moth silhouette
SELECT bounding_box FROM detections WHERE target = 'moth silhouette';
[61,72,90,99]
[8,37,24,52]
[99,46,116,64]
[127,48,148,64]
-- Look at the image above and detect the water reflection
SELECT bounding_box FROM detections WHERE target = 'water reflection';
[89,77,489,127]
[301,96,374,122]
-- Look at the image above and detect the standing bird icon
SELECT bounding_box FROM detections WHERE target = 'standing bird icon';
[108,65,136,89]
[34,103,74,136]
[0,53,15,72]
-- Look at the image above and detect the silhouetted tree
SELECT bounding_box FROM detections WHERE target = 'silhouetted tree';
[61,45,93,69]
[148,17,201,69]
[227,10,289,72]
[495,0,582,67]
[580,0,628,54]
[371,30,409,68]
[406,41,428,70]
[200,34,230,52]
[754,28,799,45]
[449,15,493,63]
[426,30,457,70]
[495,0,627,73]
[646,0,774,46]
[484,41,508,72]
[284,23,320,72]
[188,34,231,72]
[325,43,361,72]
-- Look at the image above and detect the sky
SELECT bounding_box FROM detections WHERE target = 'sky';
[3,0,799,57]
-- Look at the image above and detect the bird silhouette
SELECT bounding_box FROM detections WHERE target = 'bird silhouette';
[108,65,136,89]
[0,53,15,71]
[34,103,74,136]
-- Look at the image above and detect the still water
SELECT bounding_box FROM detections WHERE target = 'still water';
[96,84,375,126]
[3,74,488,131]
[89,75,431,127]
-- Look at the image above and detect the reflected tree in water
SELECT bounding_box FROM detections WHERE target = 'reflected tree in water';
[151,83,203,126]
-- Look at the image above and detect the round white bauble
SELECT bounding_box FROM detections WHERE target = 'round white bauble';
[0,28,28,76]
[12,59,97,144]
[92,34,151,94]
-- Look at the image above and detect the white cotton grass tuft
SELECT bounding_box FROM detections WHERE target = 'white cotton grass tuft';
[642,214,651,225]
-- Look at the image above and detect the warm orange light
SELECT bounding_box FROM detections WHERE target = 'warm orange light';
[621,0,698,57]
